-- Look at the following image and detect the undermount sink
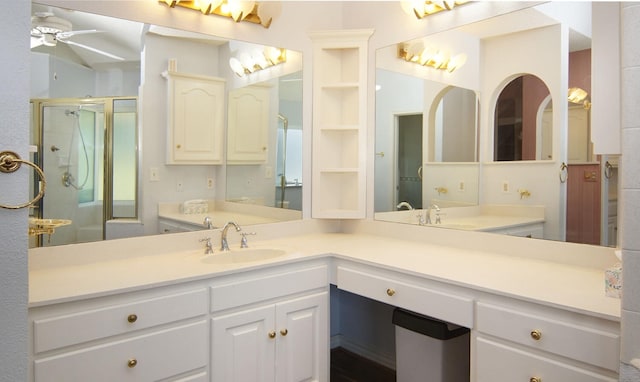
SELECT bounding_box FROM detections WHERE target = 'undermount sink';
[200,248,287,265]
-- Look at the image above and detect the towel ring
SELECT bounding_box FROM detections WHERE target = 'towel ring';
[559,162,568,183]
[0,151,47,210]
[604,161,613,179]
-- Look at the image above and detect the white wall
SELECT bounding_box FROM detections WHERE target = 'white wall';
[0,1,30,380]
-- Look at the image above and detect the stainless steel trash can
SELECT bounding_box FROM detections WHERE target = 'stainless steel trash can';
[392,308,470,382]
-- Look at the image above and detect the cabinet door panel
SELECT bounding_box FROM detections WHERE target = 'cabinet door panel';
[276,292,328,382]
[167,73,224,164]
[212,305,275,382]
[227,86,269,164]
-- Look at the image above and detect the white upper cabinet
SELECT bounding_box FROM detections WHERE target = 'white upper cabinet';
[165,71,225,165]
[227,85,270,164]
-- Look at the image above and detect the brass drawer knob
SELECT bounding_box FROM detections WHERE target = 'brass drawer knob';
[530,329,542,341]
[386,288,396,296]
[127,358,138,368]
[268,331,276,339]
[280,329,288,336]
[176,144,181,149]
[530,377,541,382]
[127,314,138,323]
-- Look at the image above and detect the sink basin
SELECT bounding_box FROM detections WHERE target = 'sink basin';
[200,248,287,265]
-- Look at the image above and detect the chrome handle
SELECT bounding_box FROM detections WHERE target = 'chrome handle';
[127,314,138,323]
[280,329,288,336]
[127,358,138,368]
[268,331,276,339]
[386,288,396,296]
[530,329,542,341]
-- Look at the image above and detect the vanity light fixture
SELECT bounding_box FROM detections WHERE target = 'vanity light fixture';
[567,87,591,109]
[159,0,280,28]
[229,46,287,77]
[398,43,467,73]
[401,0,469,19]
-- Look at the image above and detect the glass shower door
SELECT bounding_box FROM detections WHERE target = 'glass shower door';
[38,103,104,246]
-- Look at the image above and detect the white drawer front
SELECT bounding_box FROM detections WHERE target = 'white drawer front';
[337,266,473,328]
[34,288,208,353]
[476,337,617,382]
[210,265,327,312]
[476,302,620,371]
[34,321,208,382]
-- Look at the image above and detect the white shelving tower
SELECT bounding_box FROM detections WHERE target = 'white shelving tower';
[309,29,373,219]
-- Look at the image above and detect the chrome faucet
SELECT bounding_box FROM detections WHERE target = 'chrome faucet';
[426,204,440,225]
[220,221,241,251]
[396,201,414,210]
[203,216,213,229]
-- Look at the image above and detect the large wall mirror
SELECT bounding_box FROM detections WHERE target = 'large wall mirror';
[29,2,303,247]
[374,3,619,248]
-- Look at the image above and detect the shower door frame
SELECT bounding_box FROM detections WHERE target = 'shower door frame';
[30,97,139,247]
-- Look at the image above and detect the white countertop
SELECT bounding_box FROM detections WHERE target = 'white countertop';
[28,220,621,322]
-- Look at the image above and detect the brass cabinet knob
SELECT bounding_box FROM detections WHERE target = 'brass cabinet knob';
[127,314,138,323]
[268,331,276,339]
[386,288,396,296]
[127,358,138,368]
[530,329,542,341]
[176,144,181,149]
[530,377,542,382]
[280,329,288,336]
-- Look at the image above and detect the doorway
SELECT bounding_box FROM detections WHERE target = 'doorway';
[395,114,423,209]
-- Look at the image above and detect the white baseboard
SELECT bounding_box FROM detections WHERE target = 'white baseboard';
[330,334,396,370]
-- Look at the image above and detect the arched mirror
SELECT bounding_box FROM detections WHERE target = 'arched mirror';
[494,74,552,161]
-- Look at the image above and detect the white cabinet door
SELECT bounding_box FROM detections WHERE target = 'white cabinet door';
[276,292,328,382]
[211,292,328,382]
[227,85,270,164]
[166,72,225,165]
[211,304,276,382]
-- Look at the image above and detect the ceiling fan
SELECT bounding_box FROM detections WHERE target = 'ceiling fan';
[30,12,124,61]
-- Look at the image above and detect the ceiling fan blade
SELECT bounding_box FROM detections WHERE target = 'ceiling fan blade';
[31,36,44,49]
[57,29,100,40]
[60,39,125,61]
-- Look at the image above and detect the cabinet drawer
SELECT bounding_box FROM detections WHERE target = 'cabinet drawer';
[476,337,617,382]
[337,266,473,328]
[476,302,619,371]
[210,265,327,312]
[34,321,208,382]
[34,288,208,353]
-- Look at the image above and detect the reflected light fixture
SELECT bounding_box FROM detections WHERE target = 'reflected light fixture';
[568,87,591,109]
[398,43,466,73]
[229,46,286,77]
[401,0,469,19]
[159,0,281,28]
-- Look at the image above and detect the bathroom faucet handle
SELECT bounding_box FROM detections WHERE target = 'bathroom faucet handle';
[199,237,214,254]
[240,232,256,248]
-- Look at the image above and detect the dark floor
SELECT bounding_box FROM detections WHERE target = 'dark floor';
[330,347,396,382]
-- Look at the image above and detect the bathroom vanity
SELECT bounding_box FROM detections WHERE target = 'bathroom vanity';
[27,220,620,382]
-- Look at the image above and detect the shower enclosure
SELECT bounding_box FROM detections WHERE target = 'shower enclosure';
[30,97,138,247]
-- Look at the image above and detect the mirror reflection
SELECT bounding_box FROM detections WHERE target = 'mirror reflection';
[374,3,619,247]
[494,74,552,161]
[29,3,303,247]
